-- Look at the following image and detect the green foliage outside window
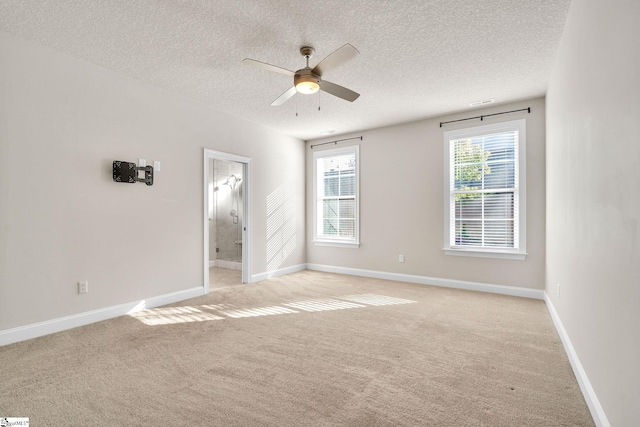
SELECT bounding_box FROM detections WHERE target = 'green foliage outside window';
[454,139,491,201]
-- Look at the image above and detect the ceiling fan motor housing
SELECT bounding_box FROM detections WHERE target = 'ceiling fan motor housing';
[294,68,321,94]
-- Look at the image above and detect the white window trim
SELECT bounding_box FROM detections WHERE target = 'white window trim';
[443,119,527,260]
[313,145,360,248]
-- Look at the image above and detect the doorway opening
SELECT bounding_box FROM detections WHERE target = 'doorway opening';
[203,149,251,292]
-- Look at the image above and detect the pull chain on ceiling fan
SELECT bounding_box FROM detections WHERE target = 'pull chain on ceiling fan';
[242,43,360,106]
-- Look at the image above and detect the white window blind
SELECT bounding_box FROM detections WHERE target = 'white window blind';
[444,119,526,259]
[314,146,359,247]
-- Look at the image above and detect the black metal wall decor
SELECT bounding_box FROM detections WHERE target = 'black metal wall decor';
[112,160,154,186]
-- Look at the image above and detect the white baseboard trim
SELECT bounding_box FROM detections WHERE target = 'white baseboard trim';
[0,286,205,347]
[306,264,544,300]
[544,294,609,427]
[209,260,216,267]
[251,263,307,283]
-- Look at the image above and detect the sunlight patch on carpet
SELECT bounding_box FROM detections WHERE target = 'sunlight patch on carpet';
[129,306,225,325]
[202,304,299,318]
[337,293,417,306]
[129,294,417,325]
[283,298,365,312]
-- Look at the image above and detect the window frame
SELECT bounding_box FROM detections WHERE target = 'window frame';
[313,145,360,248]
[443,119,527,260]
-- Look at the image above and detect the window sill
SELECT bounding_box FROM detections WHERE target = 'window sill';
[314,240,360,249]
[444,248,527,260]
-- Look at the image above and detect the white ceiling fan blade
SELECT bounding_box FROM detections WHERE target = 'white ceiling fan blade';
[271,86,297,106]
[242,58,295,76]
[312,43,359,76]
[320,80,360,102]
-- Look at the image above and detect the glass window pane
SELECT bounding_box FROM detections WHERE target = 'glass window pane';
[339,175,355,196]
[484,193,514,219]
[323,198,338,236]
[484,132,516,161]
[454,164,482,190]
[338,198,355,219]
[484,220,514,247]
[324,177,338,197]
[455,194,482,219]
[323,200,337,219]
[484,161,515,189]
[453,138,490,191]
[323,218,337,236]
[454,220,482,246]
[339,219,355,238]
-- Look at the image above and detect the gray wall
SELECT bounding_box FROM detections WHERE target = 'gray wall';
[546,0,640,425]
[306,97,546,290]
[0,33,306,331]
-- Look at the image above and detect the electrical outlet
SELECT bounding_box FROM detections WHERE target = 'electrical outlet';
[557,283,560,297]
[153,160,161,171]
[138,158,146,167]
[78,281,89,295]
[399,254,405,263]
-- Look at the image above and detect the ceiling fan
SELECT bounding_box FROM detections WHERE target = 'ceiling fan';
[242,43,360,106]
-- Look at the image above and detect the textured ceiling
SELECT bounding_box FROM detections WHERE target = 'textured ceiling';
[0,0,571,140]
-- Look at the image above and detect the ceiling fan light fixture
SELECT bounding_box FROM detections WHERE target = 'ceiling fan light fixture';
[295,75,320,94]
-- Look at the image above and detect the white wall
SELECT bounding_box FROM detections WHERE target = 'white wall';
[0,33,305,331]
[306,97,546,290]
[546,0,640,425]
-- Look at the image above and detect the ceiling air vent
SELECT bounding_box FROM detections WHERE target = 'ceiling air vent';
[469,99,495,107]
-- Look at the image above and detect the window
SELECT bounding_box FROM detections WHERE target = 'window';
[443,119,526,259]
[313,145,360,248]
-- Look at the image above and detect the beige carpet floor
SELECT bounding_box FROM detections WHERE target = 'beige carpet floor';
[0,270,594,426]
[210,266,242,289]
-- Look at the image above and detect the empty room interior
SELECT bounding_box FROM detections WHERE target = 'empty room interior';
[0,1,638,426]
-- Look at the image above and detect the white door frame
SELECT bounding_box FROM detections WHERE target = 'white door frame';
[203,148,251,293]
